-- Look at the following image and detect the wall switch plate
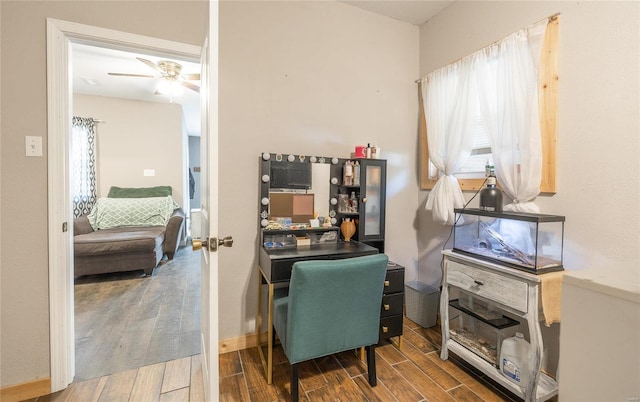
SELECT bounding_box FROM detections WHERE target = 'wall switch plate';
[25,136,43,157]
[143,169,156,177]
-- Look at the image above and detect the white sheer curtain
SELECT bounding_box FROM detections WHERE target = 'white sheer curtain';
[422,57,479,225]
[476,20,548,213]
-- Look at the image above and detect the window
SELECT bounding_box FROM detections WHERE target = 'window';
[420,17,558,194]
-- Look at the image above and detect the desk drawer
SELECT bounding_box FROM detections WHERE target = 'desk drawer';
[380,315,403,340]
[384,269,404,294]
[381,293,404,317]
[447,260,528,312]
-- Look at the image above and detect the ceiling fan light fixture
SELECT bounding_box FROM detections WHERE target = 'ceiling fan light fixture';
[156,79,184,103]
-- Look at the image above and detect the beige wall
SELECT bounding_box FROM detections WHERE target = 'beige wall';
[417,0,639,383]
[0,0,206,387]
[73,94,187,207]
[218,1,419,339]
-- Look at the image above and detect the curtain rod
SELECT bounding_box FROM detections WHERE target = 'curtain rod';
[414,12,560,84]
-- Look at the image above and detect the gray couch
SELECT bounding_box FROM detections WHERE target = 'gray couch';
[73,208,184,278]
[73,186,185,278]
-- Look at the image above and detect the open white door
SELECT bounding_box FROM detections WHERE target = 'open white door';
[195,1,228,400]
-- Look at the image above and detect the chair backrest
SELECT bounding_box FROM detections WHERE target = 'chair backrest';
[284,253,389,364]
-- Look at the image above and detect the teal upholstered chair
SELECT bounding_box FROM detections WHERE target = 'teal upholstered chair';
[273,254,389,401]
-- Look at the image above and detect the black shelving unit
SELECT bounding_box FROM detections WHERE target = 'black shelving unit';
[330,158,386,252]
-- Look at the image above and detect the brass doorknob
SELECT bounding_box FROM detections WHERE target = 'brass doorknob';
[192,238,206,251]
[192,236,234,252]
[219,236,234,248]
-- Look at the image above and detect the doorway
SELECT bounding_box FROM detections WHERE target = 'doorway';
[70,42,203,381]
[47,18,204,392]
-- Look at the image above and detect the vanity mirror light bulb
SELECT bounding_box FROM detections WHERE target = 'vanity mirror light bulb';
[330,198,337,205]
[262,152,271,160]
[331,157,339,164]
[262,175,270,183]
[331,177,338,184]
[287,155,295,162]
[309,156,317,163]
[261,219,269,227]
[261,197,269,205]
[330,218,337,225]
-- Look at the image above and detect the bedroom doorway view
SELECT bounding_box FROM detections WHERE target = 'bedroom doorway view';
[70,41,203,382]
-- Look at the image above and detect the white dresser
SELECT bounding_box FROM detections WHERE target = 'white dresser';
[440,250,559,402]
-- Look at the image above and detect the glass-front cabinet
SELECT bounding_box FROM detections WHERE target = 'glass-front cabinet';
[331,158,386,251]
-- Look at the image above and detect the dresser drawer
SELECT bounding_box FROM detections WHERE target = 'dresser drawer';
[447,260,528,312]
[384,269,404,294]
[379,315,403,340]
[380,293,404,317]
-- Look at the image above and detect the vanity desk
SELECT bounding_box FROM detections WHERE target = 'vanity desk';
[255,152,400,384]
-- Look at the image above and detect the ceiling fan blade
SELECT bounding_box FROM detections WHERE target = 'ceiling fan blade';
[107,72,155,78]
[137,57,164,73]
[181,73,201,81]
[182,81,200,93]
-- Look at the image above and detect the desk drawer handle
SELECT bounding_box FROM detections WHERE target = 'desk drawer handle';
[474,280,484,286]
[384,304,390,311]
[384,280,390,287]
[382,326,389,333]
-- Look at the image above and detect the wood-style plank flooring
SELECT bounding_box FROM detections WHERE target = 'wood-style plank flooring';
[219,317,524,402]
[23,354,204,402]
[28,318,524,402]
[73,246,201,381]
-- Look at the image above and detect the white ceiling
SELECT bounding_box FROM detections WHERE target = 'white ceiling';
[71,2,452,136]
[341,0,453,26]
[72,43,201,135]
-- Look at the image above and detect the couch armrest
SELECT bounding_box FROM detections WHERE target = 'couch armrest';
[164,208,185,259]
[74,216,94,236]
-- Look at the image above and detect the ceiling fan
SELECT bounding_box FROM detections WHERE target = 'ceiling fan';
[108,57,200,93]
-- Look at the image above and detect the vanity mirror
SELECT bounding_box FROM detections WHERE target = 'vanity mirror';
[259,152,335,229]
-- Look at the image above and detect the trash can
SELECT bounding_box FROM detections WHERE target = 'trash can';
[405,281,440,328]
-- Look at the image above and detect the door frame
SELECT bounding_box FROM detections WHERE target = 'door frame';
[46,18,201,392]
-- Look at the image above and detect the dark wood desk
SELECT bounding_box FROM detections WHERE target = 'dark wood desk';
[259,241,379,283]
[256,241,379,384]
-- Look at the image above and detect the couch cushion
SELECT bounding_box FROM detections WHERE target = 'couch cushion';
[74,226,165,256]
[87,196,179,230]
[107,186,172,198]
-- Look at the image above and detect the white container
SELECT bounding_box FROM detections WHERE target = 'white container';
[500,332,531,388]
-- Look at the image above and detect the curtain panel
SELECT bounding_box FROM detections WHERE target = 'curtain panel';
[71,116,97,218]
[421,19,548,224]
[421,57,478,226]
[476,19,548,213]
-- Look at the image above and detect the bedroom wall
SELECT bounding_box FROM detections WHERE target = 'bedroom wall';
[417,0,639,380]
[0,0,206,387]
[218,1,419,340]
[73,94,186,207]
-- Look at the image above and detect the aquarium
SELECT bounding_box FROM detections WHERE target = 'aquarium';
[449,298,520,367]
[453,208,565,274]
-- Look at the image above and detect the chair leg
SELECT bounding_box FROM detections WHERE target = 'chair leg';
[291,363,299,402]
[366,345,377,387]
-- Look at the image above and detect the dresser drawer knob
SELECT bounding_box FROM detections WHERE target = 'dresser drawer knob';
[384,304,390,311]
[382,326,389,333]
[384,280,390,287]
[474,280,484,286]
